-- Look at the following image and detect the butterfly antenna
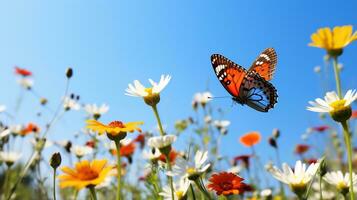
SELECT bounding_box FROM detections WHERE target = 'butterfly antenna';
[208,96,231,99]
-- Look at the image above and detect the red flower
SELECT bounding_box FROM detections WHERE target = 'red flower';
[111,142,136,158]
[15,67,32,77]
[85,140,96,148]
[134,133,145,149]
[158,149,179,164]
[233,155,252,169]
[306,158,318,164]
[295,144,310,155]
[311,125,329,132]
[208,172,251,195]
[352,110,357,119]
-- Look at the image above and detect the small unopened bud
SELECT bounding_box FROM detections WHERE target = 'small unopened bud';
[50,152,62,169]
[313,66,321,73]
[268,137,277,148]
[272,128,280,139]
[318,159,327,177]
[40,98,48,105]
[66,68,73,79]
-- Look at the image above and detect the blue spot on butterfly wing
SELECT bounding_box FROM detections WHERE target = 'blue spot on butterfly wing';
[246,87,270,110]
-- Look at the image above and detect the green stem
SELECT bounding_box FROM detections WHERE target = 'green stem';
[7,79,70,200]
[89,186,98,200]
[53,168,57,200]
[73,190,79,200]
[3,166,10,198]
[114,139,122,200]
[194,178,211,200]
[275,149,286,199]
[190,184,196,200]
[152,105,165,136]
[341,121,355,200]
[332,56,342,98]
[165,156,175,200]
[319,175,323,200]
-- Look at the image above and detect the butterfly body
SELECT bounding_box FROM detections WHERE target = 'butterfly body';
[211,48,278,112]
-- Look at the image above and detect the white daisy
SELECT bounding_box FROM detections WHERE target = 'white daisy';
[142,148,161,160]
[0,129,10,139]
[84,103,109,118]
[125,74,171,97]
[192,92,212,107]
[268,160,320,190]
[307,90,357,113]
[213,120,230,134]
[159,178,190,200]
[17,78,33,89]
[260,189,272,197]
[63,96,80,111]
[168,150,210,180]
[148,135,177,149]
[0,151,22,166]
[324,171,357,193]
[71,145,93,158]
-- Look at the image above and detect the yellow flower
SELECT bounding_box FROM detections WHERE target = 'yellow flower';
[58,159,113,189]
[86,120,143,136]
[309,25,357,54]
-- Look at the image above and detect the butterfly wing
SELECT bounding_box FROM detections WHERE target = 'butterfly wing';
[248,48,277,81]
[211,54,247,97]
[238,71,278,112]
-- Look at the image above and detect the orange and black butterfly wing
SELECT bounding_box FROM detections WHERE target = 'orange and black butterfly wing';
[248,48,277,81]
[238,71,278,112]
[211,54,247,98]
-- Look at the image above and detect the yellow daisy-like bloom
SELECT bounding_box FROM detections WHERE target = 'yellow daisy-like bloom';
[309,25,357,55]
[86,120,143,136]
[58,159,113,189]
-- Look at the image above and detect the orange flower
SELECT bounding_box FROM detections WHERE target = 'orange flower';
[20,123,40,136]
[239,131,261,147]
[86,120,143,137]
[58,159,113,190]
[14,67,32,77]
[158,149,179,164]
[207,172,251,195]
[295,144,310,155]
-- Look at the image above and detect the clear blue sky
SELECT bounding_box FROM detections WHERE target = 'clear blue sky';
[0,0,356,176]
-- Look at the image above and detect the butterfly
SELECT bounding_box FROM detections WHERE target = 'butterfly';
[211,48,278,112]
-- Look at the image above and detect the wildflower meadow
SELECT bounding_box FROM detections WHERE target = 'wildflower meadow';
[0,1,357,200]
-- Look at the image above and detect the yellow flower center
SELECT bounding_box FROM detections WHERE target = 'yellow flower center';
[186,167,196,175]
[175,191,184,199]
[108,121,125,128]
[337,181,348,190]
[77,167,99,180]
[145,88,153,95]
[329,99,346,110]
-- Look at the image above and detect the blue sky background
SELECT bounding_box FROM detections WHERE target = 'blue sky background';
[0,0,356,187]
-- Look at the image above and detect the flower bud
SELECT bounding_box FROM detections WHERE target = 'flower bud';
[50,152,62,169]
[268,137,277,148]
[40,98,48,105]
[272,128,280,139]
[66,68,73,79]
